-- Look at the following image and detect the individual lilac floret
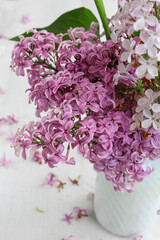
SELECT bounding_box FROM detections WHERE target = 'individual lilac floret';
[62,213,74,224]
[0,154,12,167]
[31,151,43,164]
[44,173,59,186]
[73,206,89,220]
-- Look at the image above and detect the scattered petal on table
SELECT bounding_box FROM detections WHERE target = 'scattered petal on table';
[73,206,89,219]
[22,14,31,24]
[44,172,59,186]
[157,209,160,215]
[62,213,73,224]
[132,235,143,240]
[0,154,12,167]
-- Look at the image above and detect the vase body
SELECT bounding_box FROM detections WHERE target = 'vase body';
[94,160,160,237]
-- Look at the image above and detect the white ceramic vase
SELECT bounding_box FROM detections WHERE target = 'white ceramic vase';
[94,160,160,237]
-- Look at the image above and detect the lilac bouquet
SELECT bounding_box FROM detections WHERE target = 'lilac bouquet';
[11,0,160,192]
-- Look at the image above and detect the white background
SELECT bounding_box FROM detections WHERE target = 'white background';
[0,0,160,239]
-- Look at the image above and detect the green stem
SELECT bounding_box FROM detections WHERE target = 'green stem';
[94,0,111,40]
[154,2,158,18]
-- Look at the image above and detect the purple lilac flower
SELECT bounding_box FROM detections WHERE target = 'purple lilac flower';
[10,19,160,192]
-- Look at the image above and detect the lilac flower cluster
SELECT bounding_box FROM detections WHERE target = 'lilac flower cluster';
[11,1,160,192]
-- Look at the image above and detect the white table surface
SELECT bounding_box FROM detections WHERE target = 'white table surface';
[0,0,160,239]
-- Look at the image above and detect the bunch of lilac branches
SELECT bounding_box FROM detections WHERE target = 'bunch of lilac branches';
[11,0,160,192]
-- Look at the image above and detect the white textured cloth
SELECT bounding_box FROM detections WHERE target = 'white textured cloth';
[0,0,160,239]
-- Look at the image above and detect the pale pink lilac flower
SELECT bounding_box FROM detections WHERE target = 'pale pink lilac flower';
[0,154,12,167]
[135,56,158,79]
[114,62,137,85]
[110,0,160,84]
[133,13,158,31]
[131,0,153,17]
[121,39,136,63]
[152,103,160,113]
[136,89,160,113]
[130,112,143,131]
[135,30,158,58]
[145,24,160,49]
[142,109,160,130]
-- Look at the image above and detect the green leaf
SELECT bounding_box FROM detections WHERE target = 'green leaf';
[133,32,140,37]
[10,7,99,41]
